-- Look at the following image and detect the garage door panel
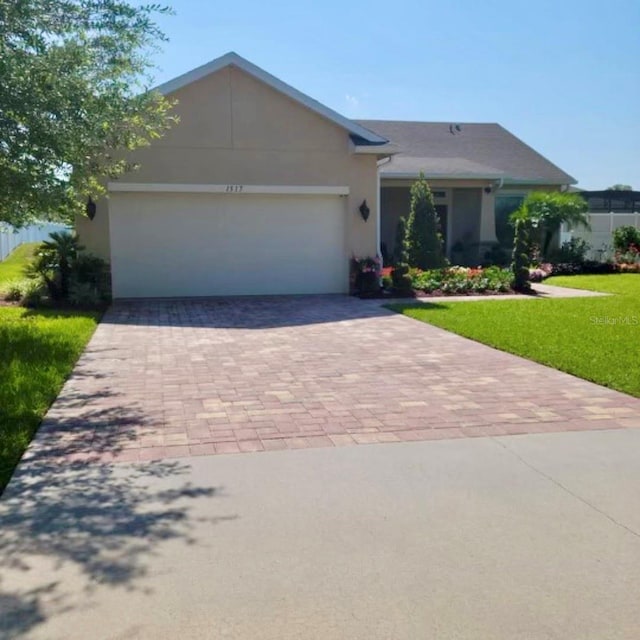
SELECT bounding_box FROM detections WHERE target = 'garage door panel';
[109,193,348,297]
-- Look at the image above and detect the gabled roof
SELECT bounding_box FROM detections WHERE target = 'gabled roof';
[154,52,388,145]
[357,120,577,185]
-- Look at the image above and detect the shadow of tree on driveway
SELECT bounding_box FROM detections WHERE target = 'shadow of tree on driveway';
[0,453,234,639]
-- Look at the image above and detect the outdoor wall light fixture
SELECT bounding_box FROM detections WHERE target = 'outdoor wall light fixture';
[484,186,492,194]
[86,197,97,220]
[359,199,370,222]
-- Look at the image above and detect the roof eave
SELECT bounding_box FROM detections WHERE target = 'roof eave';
[380,172,505,181]
[501,176,578,186]
[353,144,400,157]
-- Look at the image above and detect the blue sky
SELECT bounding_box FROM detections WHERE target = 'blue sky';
[143,0,639,189]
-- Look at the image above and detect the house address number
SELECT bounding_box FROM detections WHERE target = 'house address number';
[225,185,244,193]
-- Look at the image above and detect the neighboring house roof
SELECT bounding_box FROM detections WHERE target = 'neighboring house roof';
[153,52,388,146]
[357,120,577,185]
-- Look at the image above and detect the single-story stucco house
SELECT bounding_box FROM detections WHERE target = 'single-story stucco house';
[77,52,576,298]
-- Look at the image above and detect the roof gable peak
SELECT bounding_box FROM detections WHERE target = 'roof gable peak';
[153,52,387,145]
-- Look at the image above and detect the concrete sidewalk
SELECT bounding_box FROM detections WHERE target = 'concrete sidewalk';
[380,281,609,304]
[2,429,639,640]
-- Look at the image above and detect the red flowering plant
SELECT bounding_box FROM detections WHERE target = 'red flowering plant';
[350,256,382,295]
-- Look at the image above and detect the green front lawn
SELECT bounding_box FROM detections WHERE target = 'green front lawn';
[389,274,640,398]
[0,242,38,285]
[0,244,100,492]
[0,308,99,492]
[546,274,639,296]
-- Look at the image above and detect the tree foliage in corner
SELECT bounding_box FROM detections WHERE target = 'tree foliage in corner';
[511,191,590,258]
[0,1,177,227]
[405,172,445,269]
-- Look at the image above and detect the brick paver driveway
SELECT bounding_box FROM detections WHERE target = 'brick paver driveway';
[28,296,640,464]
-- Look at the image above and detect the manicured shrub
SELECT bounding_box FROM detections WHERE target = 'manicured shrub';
[72,253,112,303]
[405,173,445,269]
[612,226,640,253]
[511,218,531,292]
[548,238,590,264]
[391,217,413,295]
[483,243,510,267]
[393,216,407,265]
[68,281,102,307]
[350,256,381,295]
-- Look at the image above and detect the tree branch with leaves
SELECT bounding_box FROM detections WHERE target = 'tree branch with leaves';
[0,1,177,227]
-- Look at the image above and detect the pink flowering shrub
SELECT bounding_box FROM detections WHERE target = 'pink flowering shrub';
[529,263,553,282]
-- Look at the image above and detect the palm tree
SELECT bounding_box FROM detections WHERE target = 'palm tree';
[511,192,590,259]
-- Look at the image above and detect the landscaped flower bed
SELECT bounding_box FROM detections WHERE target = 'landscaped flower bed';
[353,257,516,297]
[409,266,513,296]
[528,258,638,282]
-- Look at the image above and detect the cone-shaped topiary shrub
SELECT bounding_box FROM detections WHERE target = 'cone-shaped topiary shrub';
[511,218,531,292]
[392,216,413,295]
[406,173,446,269]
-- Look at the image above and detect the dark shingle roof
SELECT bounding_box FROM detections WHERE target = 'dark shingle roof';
[356,120,576,185]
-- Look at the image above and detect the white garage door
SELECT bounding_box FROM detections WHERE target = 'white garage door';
[108,192,348,298]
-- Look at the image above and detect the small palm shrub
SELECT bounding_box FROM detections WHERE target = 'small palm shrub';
[29,231,82,301]
[511,191,590,259]
[27,231,111,307]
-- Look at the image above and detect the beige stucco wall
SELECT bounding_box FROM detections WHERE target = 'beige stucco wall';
[77,66,379,263]
[75,197,110,259]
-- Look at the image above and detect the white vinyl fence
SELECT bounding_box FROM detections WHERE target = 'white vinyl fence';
[0,222,70,262]
[562,212,640,261]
